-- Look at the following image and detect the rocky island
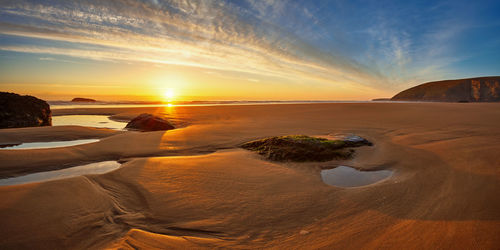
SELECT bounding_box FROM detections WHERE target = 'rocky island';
[71,97,97,102]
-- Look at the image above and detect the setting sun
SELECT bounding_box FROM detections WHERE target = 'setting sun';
[163,89,175,101]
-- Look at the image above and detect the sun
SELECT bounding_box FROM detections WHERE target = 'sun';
[163,88,175,101]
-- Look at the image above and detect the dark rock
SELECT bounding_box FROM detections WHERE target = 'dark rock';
[125,113,175,131]
[0,92,52,129]
[0,143,22,148]
[391,76,500,102]
[71,97,96,102]
[241,135,372,162]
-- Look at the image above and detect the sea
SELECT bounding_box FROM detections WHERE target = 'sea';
[48,100,383,109]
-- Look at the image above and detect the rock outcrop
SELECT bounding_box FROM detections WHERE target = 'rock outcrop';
[391,76,500,102]
[241,135,372,162]
[0,92,52,128]
[71,97,96,102]
[125,113,175,131]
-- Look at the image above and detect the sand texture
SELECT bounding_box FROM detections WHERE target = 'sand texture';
[0,103,499,249]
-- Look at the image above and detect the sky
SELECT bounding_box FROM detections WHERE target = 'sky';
[0,0,499,101]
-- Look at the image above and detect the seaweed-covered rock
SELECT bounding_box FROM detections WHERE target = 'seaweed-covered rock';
[241,135,372,162]
[125,113,175,131]
[0,92,52,128]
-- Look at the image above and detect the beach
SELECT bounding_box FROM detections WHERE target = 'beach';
[1,102,500,249]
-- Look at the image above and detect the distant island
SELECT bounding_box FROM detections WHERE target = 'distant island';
[71,97,97,102]
[392,76,500,102]
[371,98,391,101]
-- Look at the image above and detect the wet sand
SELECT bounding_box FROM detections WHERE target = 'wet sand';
[0,103,499,249]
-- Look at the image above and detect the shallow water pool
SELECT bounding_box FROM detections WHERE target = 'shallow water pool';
[0,161,121,186]
[52,115,127,130]
[0,139,100,150]
[321,166,392,188]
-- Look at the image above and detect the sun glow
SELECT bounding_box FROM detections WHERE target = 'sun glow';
[163,88,175,102]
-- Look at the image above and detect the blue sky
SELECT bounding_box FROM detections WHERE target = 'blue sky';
[0,0,499,100]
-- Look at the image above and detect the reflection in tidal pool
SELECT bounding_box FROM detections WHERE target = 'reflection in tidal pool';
[0,139,99,150]
[321,166,392,188]
[0,161,121,186]
[52,115,126,130]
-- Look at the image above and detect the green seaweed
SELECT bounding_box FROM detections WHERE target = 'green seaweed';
[241,135,371,162]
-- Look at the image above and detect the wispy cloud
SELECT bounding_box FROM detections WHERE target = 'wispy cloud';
[0,1,384,89]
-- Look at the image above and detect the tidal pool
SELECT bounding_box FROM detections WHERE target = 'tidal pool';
[0,161,121,186]
[0,139,100,150]
[321,166,392,188]
[52,115,127,130]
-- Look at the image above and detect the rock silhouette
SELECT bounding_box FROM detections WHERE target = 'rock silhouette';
[71,97,96,102]
[0,92,52,128]
[125,113,175,131]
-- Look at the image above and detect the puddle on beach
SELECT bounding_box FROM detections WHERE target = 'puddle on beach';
[0,139,99,150]
[0,161,121,186]
[321,166,392,188]
[52,115,127,130]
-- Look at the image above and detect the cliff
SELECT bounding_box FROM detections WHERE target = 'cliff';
[391,76,500,102]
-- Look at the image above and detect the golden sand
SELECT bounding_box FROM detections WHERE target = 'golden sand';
[1,103,499,249]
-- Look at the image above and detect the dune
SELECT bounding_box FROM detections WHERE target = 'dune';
[0,103,500,249]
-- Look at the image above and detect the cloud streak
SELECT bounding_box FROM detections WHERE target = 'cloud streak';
[0,1,384,89]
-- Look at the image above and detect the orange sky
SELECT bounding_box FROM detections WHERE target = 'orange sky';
[0,60,390,102]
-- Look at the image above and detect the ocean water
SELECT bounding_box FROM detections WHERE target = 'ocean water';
[48,100,378,110]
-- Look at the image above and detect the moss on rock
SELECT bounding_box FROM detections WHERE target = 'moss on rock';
[241,135,372,162]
